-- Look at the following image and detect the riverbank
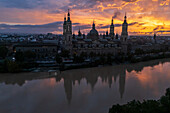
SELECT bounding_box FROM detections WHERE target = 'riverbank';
[61,52,170,71]
[109,88,170,113]
[0,52,170,73]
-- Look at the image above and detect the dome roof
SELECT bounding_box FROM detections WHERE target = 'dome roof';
[87,21,99,40]
[89,29,98,36]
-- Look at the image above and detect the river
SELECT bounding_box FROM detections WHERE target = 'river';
[0,59,170,113]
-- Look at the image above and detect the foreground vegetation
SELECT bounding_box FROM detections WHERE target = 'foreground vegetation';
[109,88,170,113]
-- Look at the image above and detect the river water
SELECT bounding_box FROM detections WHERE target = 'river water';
[0,59,170,113]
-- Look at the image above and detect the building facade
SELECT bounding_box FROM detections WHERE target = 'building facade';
[63,10,128,56]
[14,43,58,59]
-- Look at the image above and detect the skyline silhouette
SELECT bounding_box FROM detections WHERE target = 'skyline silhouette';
[0,0,170,35]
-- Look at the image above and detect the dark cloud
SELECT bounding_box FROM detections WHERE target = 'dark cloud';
[73,23,81,25]
[128,22,146,27]
[129,31,153,35]
[153,25,164,31]
[141,27,147,30]
[113,11,121,19]
[100,25,110,29]
[0,21,63,34]
[0,22,92,34]
[122,0,138,2]
[128,22,138,26]
[100,22,140,29]
[157,30,170,33]
[100,24,122,29]
[73,24,91,30]
[0,0,41,9]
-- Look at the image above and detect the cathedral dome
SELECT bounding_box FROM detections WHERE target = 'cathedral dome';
[89,29,98,36]
[87,21,99,40]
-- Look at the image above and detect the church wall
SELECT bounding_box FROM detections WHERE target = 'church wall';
[72,47,119,56]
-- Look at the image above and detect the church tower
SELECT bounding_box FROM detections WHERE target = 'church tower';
[121,13,128,42]
[121,13,128,55]
[63,9,72,51]
[63,15,67,36]
[66,9,72,34]
[78,28,82,37]
[110,17,115,39]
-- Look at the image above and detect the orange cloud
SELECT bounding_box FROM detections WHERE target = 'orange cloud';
[0,0,170,35]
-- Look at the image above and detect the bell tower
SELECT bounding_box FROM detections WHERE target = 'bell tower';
[63,9,72,51]
[121,13,128,55]
[121,13,128,42]
[110,16,115,39]
[63,15,67,36]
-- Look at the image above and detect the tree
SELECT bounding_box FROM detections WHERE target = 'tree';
[7,61,21,73]
[0,46,8,59]
[109,88,170,113]
[15,51,24,62]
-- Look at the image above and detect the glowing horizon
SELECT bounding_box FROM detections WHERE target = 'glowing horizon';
[0,0,170,35]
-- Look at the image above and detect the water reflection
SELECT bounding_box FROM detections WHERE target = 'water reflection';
[0,59,169,105]
[59,59,169,104]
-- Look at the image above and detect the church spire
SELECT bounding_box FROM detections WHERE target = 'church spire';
[92,20,95,29]
[110,16,115,38]
[124,12,127,23]
[111,16,114,25]
[67,9,70,21]
[68,9,70,16]
[64,14,66,22]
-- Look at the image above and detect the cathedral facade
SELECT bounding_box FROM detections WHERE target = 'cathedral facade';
[63,10,128,56]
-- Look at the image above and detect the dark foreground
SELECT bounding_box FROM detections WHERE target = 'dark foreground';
[109,88,170,113]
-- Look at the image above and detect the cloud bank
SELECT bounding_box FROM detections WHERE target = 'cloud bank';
[0,0,170,35]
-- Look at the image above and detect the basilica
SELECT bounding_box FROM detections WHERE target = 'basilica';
[63,10,128,56]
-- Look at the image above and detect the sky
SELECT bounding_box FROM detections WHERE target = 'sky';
[0,0,170,35]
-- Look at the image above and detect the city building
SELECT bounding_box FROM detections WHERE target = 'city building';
[14,43,58,59]
[63,10,128,56]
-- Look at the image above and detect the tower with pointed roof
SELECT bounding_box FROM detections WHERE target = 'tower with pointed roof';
[66,9,72,34]
[63,9,72,51]
[63,15,67,36]
[110,17,115,39]
[121,13,128,55]
[121,13,128,42]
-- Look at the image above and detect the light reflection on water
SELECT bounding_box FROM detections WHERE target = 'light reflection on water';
[0,59,170,113]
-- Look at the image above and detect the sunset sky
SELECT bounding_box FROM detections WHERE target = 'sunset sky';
[0,0,170,35]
